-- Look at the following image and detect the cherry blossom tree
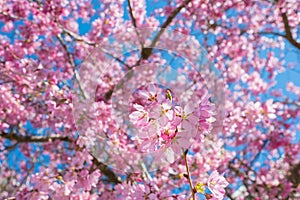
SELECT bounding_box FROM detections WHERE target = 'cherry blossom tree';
[0,0,299,199]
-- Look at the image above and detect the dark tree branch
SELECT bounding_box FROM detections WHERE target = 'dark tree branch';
[258,31,286,38]
[225,188,235,200]
[287,162,300,188]
[250,139,268,166]
[60,27,132,69]
[127,0,144,50]
[127,0,138,29]
[0,132,121,184]
[90,153,121,184]
[140,0,193,60]
[281,12,300,50]
[1,132,72,143]
[99,48,132,69]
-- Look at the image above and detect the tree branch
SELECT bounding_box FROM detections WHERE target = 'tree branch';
[140,0,192,60]
[225,188,235,200]
[183,149,196,200]
[127,0,138,29]
[56,34,88,99]
[60,27,97,46]
[281,12,300,50]
[258,31,286,38]
[99,48,132,70]
[90,153,121,184]
[1,132,72,143]
[60,27,132,70]
[127,0,144,49]
[250,139,268,166]
[0,132,121,184]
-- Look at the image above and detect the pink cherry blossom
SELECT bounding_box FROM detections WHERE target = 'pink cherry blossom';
[129,104,149,127]
[139,84,158,102]
[151,101,174,126]
[207,170,229,200]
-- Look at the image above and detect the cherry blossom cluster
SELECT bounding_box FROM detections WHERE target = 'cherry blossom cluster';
[129,84,215,162]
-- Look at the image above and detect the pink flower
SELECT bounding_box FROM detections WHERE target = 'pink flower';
[207,170,229,200]
[139,84,158,102]
[129,104,149,127]
[151,101,174,126]
[74,169,101,191]
[139,120,159,139]
[178,103,198,133]
[161,122,177,142]
[169,129,192,155]
[262,99,276,119]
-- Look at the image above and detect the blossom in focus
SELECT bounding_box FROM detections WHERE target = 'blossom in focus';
[139,84,158,102]
[129,86,216,163]
[207,170,229,200]
[129,104,149,127]
[151,101,174,126]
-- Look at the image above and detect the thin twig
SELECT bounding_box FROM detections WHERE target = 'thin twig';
[99,48,132,69]
[183,149,196,200]
[127,0,144,49]
[250,139,268,166]
[56,34,88,99]
[258,31,286,38]
[60,26,97,46]
[61,27,132,69]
